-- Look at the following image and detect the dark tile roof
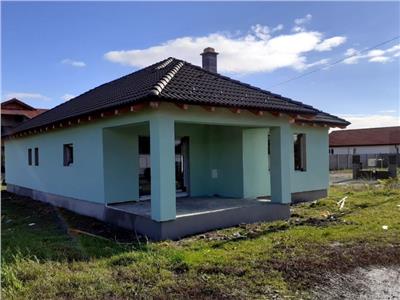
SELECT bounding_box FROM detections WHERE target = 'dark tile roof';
[329,126,400,147]
[12,57,349,134]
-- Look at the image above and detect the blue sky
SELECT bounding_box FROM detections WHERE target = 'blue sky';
[2,2,399,128]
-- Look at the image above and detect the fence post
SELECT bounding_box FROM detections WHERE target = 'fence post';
[352,155,361,179]
[388,154,397,178]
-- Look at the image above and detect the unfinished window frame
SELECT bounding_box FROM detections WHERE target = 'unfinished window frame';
[294,133,307,172]
[28,148,32,166]
[34,147,39,166]
[63,143,74,167]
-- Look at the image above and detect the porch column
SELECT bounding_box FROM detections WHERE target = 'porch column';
[150,115,176,221]
[270,124,292,204]
[242,128,269,198]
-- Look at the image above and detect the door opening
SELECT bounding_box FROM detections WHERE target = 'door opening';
[138,136,189,200]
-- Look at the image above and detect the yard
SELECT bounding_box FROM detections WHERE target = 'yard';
[2,181,400,299]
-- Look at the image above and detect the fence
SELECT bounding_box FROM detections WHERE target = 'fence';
[329,153,400,171]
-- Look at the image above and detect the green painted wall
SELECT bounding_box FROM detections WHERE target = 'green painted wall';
[289,125,329,193]
[5,123,105,203]
[5,103,329,211]
[243,128,269,198]
[103,126,140,203]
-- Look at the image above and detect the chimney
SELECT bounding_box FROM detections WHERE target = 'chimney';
[201,47,218,73]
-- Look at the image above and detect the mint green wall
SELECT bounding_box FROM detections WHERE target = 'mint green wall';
[243,128,269,198]
[5,103,329,211]
[5,124,104,203]
[103,126,141,203]
[289,125,329,193]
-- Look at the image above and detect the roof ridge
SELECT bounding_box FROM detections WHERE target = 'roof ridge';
[149,58,185,96]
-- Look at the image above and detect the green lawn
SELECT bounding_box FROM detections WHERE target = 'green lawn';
[2,182,400,299]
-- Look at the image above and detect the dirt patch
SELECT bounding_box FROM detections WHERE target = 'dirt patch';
[266,242,400,291]
[312,267,400,299]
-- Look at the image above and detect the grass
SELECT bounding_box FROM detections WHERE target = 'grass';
[2,182,400,299]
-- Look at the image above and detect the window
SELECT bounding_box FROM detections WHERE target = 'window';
[34,148,39,166]
[294,134,306,171]
[63,144,74,166]
[28,148,32,165]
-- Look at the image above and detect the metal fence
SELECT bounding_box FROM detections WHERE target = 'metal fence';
[329,153,400,170]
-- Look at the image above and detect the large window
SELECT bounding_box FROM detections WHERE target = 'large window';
[63,144,74,166]
[294,134,306,171]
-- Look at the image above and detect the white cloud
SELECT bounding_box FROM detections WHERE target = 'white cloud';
[343,43,400,65]
[61,94,75,101]
[379,109,397,114]
[304,58,330,69]
[294,14,312,25]
[339,113,400,129]
[4,92,50,102]
[315,36,347,51]
[61,58,86,67]
[292,14,312,32]
[105,23,345,74]
[367,49,385,57]
[272,24,284,32]
[369,56,390,63]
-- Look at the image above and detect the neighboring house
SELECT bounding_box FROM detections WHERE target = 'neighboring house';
[4,48,349,240]
[329,127,400,155]
[1,98,47,177]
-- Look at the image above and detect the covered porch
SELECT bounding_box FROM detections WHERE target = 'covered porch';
[102,108,293,239]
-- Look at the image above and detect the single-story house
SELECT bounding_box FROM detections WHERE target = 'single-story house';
[1,98,47,178]
[4,48,349,240]
[329,126,400,155]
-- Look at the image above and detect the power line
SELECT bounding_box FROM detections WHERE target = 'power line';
[270,35,400,88]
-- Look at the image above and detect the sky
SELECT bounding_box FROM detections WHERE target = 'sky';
[2,1,399,129]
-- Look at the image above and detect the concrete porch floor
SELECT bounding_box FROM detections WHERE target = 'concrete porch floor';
[108,196,272,218]
[105,196,288,240]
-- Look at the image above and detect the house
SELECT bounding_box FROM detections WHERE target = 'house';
[1,98,47,178]
[329,126,400,155]
[4,48,349,240]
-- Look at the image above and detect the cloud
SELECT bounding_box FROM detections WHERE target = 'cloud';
[343,43,400,65]
[61,58,86,67]
[379,109,397,114]
[61,94,75,101]
[295,14,312,25]
[315,36,347,51]
[292,14,312,32]
[368,56,390,63]
[105,22,345,74]
[4,92,50,102]
[339,113,400,129]
[304,58,330,69]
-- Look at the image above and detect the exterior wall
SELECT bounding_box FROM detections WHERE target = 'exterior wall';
[290,125,329,193]
[331,145,400,155]
[242,128,269,198]
[5,123,105,203]
[103,125,143,203]
[5,103,330,207]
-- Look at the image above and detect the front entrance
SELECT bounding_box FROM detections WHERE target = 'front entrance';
[138,136,189,199]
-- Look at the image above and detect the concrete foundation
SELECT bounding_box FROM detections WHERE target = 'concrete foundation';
[6,184,294,240]
[291,189,327,204]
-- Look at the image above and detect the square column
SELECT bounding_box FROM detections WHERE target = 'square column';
[150,115,176,221]
[242,128,269,198]
[270,124,292,204]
